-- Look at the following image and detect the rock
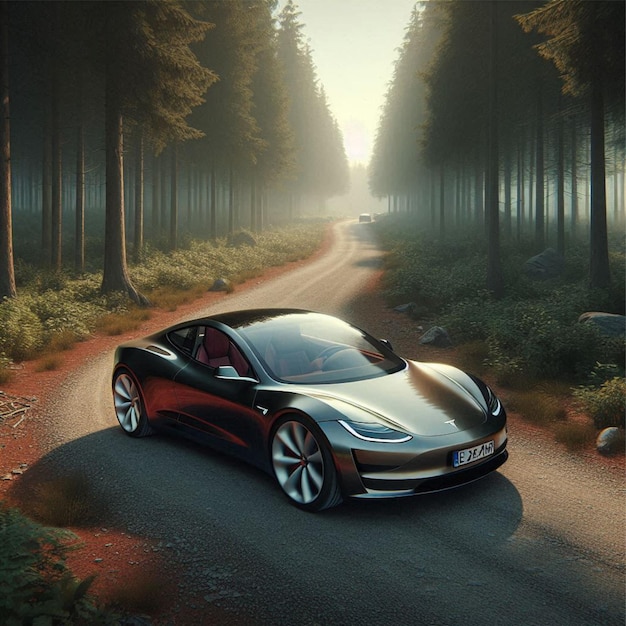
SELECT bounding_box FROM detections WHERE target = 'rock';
[208,278,231,292]
[418,326,452,347]
[523,248,564,280]
[227,231,256,247]
[394,302,416,314]
[578,312,626,337]
[596,427,625,456]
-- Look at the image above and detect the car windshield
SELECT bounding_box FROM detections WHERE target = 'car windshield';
[235,313,405,384]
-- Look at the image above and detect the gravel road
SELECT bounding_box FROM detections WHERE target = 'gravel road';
[32,220,625,625]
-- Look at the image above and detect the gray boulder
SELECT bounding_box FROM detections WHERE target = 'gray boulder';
[523,248,564,280]
[419,326,452,348]
[208,278,231,292]
[578,312,626,338]
[596,427,625,456]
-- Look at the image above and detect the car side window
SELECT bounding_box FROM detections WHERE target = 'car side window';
[168,326,198,355]
[194,327,252,377]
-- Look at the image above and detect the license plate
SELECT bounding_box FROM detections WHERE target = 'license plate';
[453,440,494,468]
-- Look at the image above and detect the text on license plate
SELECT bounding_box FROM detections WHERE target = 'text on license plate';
[453,440,494,468]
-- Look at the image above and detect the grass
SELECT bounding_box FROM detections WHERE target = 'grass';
[35,354,64,372]
[145,282,209,311]
[95,308,152,336]
[553,421,597,451]
[47,329,81,352]
[18,472,106,528]
[506,389,568,426]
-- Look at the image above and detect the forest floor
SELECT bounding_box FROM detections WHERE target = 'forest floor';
[0,227,623,624]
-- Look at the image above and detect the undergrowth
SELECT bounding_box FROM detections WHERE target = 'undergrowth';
[0,502,115,624]
[0,222,325,369]
[375,214,625,443]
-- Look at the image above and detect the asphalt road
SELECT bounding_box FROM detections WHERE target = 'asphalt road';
[31,221,625,625]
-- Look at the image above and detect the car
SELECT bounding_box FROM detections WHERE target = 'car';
[358,213,372,223]
[112,309,508,512]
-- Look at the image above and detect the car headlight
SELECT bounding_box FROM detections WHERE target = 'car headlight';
[469,374,503,417]
[486,386,502,416]
[338,420,412,443]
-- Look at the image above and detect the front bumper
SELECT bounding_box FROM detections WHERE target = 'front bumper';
[318,421,508,500]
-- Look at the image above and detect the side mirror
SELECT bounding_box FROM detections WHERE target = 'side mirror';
[380,339,394,352]
[214,365,258,384]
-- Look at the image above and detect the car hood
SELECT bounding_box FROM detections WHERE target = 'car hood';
[300,360,488,437]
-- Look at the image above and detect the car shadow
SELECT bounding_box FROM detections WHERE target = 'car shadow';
[10,424,522,549]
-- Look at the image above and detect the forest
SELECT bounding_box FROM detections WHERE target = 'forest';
[370,0,625,295]
[0,0,624,306]
[0,0,349,302]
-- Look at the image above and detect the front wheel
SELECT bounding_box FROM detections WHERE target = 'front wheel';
[271,416,343,512]
[112,368,153,438]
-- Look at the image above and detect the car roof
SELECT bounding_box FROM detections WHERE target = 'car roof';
[168,308,317,333]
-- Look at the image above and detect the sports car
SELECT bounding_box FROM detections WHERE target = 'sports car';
[112,309,508,512]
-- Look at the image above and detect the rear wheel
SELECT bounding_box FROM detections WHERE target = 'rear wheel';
[271,416,342,512]
[112,368,153,437]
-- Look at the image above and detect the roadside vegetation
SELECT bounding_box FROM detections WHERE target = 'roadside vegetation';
[0,502,115,624]
[374,214,625,451]
[0,221,325,380]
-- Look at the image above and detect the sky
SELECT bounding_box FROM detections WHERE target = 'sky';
[276,0,418,165]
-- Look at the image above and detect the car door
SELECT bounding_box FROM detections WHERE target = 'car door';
[172,325,266,461]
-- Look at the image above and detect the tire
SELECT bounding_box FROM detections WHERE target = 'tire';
[271,416,343,512]
[112,367,154,438]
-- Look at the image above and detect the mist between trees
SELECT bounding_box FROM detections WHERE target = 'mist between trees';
[369,0,624,297]
[0,0,349,303]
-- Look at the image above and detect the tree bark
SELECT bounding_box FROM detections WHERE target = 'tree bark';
[486,1,503,297]
[51,71,62,271]
[101,77,147,305]
[133,132,144,262]
[41,103,52,267]
[169,144,178,251]
[556,105,565,257]
[534,90,545,252]
[0,0,16,298]
[589,78,610,289]
[74,122,85,273]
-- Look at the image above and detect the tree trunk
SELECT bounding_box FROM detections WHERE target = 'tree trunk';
[589,78,610,289]
[228,166,234,234]
[133,132,144,262]
[486,1,503,297]
[535,90,545,252]
[0,0,16,298]
[570,118,578,240]
[74,122,85,273]
[169,144,178,251]
[101,79,147,305]
[42,104,52,267]
[439,164,445,239]
[210,165,217,240]
[51,72,63,271]
[556,106,565,257]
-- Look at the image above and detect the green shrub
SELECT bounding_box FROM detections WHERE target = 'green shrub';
[573,377,626,429]
[375,215,624,385]
[0,503,113,624]
[0,296,44,361]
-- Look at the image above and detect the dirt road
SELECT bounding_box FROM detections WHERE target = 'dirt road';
[25,220,626,625]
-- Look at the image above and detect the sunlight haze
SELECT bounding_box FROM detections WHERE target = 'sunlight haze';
[276,0,418,165]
